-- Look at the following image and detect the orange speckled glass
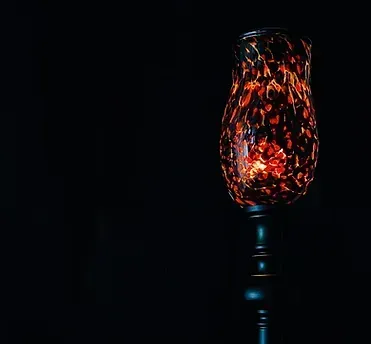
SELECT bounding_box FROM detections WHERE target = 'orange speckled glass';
[220,28,319,206]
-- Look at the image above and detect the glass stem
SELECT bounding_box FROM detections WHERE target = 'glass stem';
[243,205,285,343]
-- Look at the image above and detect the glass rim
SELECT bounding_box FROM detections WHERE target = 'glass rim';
[239,27,289,39]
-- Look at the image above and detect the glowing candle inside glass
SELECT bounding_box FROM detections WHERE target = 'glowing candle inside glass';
[220,28,319,206]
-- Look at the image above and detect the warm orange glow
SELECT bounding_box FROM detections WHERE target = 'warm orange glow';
[220,31,319,206]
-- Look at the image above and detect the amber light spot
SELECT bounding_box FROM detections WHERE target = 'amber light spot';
[265,104,272,111]
[303,108,309,119]
[236,122,243,133]
[269,115,279,125]
[220,31,319,206]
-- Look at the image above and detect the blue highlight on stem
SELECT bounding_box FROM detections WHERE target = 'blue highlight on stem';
[244,287,264,300]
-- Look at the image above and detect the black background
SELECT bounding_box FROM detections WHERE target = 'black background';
[2,1,370,343]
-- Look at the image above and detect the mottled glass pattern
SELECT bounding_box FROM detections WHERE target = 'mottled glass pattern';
[220,28,319,206]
